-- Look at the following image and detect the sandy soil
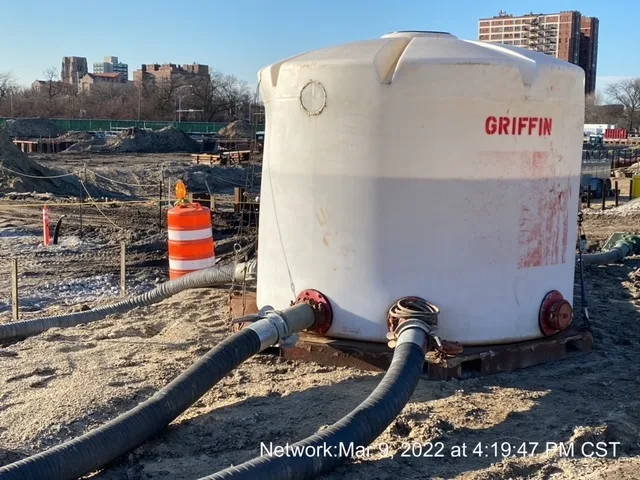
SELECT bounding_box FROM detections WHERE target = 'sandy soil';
[0,169,639,479]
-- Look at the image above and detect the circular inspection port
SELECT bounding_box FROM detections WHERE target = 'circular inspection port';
[299,80,327,116]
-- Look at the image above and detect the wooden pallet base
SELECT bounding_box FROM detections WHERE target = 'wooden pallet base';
[228,291,593,380]
[425,326,592,380]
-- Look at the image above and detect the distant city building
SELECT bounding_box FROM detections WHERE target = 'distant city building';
[79,72,127,93]
[133,63,209,83]
[580,17,599,95]
[61,56,88,85]
[93,56,129,80]
[31,79,73,94]
[478,11,599,94]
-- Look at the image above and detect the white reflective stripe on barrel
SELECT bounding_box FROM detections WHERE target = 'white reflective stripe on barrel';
[167,227,212,242]
[168,256,215,271]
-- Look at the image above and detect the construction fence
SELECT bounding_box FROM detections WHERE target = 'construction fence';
[0,118,265,135]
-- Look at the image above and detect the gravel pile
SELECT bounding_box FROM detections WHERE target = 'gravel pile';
[585,198,640,216]
[218,120,252,138]
[4,118,60,139]
[56,131,94,143]
[164,162,260,193]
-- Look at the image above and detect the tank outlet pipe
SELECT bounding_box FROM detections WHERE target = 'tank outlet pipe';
[580,234,640,265]
[199,319,431,480]
[0,262,256,343]
[0,301,323,480]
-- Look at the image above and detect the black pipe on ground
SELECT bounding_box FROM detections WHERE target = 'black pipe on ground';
[52,215,66,245]
[200,321,430,480]
[0,261,256,342]
[0,303,315,480]
[0,328,261,480]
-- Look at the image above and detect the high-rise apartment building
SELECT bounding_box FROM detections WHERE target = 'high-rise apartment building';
[478,11,599,93]
[93,56,129,80]
[61,56,88,85]
[580,17,599,95]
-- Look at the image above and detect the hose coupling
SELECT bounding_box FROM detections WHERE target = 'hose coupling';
[539,290,573,336]
[386,318,432,352]
[263,310,290,341]
[387,296,462,356]
[294,289,333,334]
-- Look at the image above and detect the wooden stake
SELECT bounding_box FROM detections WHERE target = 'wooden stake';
[11,258,19,321]
[615,181,619,207]
[120,241,126,297]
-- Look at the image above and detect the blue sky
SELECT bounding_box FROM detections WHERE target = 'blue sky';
[0,0,634,96]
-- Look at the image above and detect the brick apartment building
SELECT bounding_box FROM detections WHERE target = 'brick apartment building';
[580,17,599,95]
[133,63,209,83]
[78,73,127,93]
[31,80,74,94]
[478,10,599,93]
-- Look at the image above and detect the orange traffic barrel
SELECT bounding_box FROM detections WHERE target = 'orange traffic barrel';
[167,202,215,280]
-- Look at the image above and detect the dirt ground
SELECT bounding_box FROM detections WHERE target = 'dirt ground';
[0,162,639,479]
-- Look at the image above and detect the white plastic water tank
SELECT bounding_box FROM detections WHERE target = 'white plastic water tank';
[256,31,585,345]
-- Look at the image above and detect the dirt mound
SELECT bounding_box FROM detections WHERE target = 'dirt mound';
[56,131,94,143]
[109,126,200,153]
[64,127,200,154]
[218,120,252,138]
[0,128,78,195]
[163,162,261,194]
[4,118,60,139]
[625,162,640,175]
[0,128,115,197]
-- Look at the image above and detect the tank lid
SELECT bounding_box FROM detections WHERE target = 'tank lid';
[382,31,456,39]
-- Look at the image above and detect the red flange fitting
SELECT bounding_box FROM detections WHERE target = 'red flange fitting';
[295,289,333,335]
[539,290,573,337]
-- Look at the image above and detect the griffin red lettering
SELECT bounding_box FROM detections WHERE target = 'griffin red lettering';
[499,117,509,134]
[485,116,497,134]
[485,116,553,136]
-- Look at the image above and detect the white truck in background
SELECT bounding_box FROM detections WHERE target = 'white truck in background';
[584,124,617,136]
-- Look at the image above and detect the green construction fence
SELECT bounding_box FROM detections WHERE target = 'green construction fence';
[0,118,265,135]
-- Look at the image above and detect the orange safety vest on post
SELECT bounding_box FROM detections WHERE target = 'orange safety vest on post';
[42,206,51,246]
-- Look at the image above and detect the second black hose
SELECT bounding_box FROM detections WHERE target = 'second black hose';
[203,330,427,480]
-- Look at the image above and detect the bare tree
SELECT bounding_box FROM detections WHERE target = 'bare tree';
[606,78,640,132]
[192,72,251,122]
[41,67,64,118]
[0,72,16,115]
[584,92,602,123]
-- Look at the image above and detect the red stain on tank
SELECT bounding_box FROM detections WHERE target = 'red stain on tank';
[517,152,570,268]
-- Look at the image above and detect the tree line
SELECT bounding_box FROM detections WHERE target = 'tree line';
[0,67,258,123]
[585,78,640,132]
[2,69,639,131]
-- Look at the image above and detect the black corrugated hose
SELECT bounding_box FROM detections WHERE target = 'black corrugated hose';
[201,325,429,480]
[0,263,237,342]
[0,328,262,480]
